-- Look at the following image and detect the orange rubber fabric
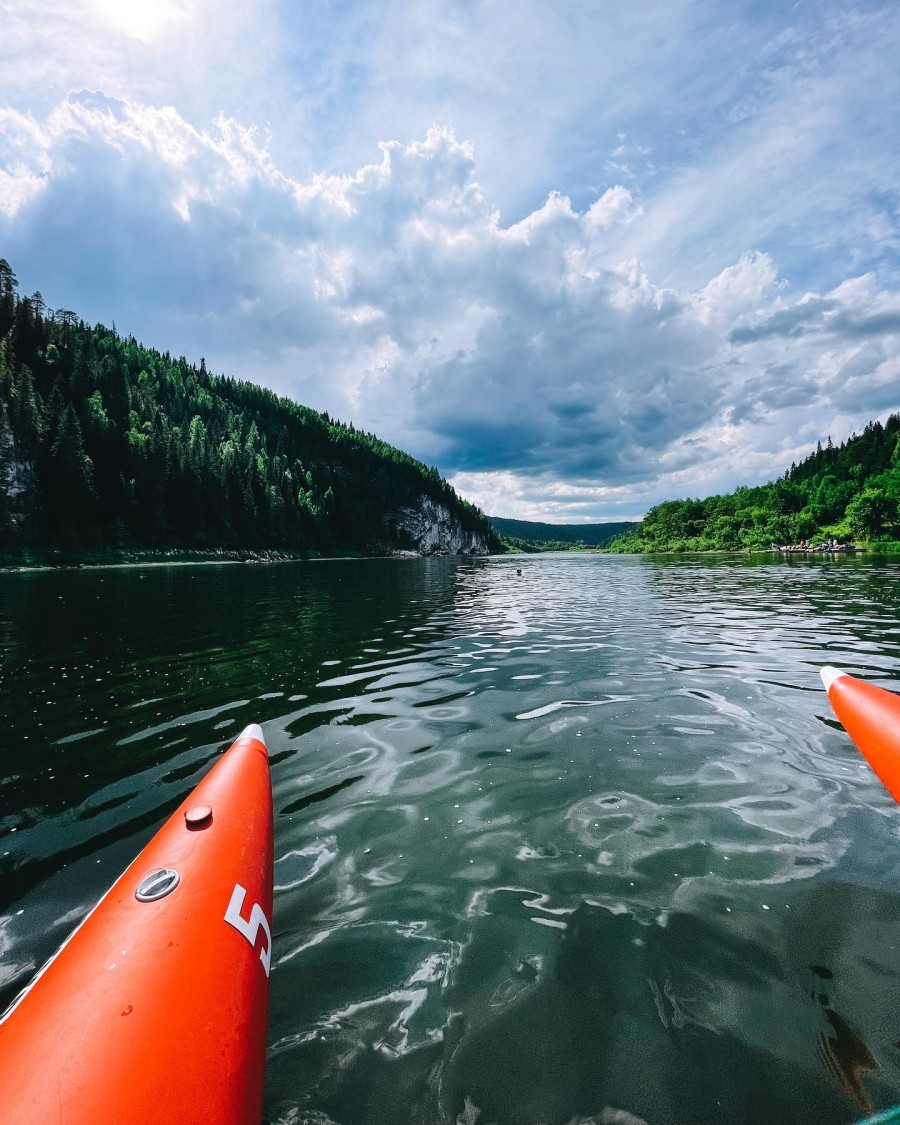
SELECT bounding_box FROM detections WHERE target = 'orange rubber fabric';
[824,670,900,805]
[0,726,273,1125]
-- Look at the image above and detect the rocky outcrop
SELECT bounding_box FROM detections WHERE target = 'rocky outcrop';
[391,495,494,555]
[0,404,35,535]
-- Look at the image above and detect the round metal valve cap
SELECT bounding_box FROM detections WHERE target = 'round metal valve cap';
[185,804,213,829]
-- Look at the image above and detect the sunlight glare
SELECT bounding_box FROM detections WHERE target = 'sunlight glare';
[92,0,187,41]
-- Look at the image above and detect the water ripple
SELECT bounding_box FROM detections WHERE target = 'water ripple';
[3,555,900,1123]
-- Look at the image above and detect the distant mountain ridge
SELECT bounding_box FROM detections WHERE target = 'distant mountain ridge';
[490,516,637,549]
[0,260,500,559]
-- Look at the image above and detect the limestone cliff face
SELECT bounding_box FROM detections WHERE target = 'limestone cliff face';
[390,495,494,555]
[0,405,35,534]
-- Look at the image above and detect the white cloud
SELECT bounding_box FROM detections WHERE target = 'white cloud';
[692,252,780,327]
[583,187,640,234]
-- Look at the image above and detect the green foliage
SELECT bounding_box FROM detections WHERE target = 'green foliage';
[0,262,501,555]
[844,488,899,540]
[610,417,900,553]
[499,535,597,553]
[490,518,637,551]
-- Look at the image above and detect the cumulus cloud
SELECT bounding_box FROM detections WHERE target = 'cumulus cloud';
[2,87,900,520]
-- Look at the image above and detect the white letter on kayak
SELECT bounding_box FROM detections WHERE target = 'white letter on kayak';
[224,884,272,977]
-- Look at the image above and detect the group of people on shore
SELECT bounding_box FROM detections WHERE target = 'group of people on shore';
[771,538,853,553]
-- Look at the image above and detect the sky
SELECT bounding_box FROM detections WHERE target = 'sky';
[2,0,899,521]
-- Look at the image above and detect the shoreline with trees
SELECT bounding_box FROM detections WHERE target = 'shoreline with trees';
[607,417,900,555]
[0,261,500,564]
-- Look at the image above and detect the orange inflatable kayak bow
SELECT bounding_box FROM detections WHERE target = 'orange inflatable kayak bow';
[0,723,274,1124]
[821,666,900,806]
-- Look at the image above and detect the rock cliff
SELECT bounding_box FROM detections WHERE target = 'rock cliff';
[0,406,34,535]
[391,495,494,555]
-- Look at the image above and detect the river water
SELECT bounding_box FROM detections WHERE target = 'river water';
[2,554,900,1124]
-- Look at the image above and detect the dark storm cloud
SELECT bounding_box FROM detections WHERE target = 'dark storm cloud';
[730,299,900,345]
[728,298,838,343]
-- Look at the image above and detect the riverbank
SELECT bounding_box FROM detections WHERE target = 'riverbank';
[608,540,900,556]
[0,546,370,572]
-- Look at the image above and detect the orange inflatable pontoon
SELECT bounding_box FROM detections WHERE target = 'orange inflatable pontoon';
[821,666,900,805]
[0,723,273,1124]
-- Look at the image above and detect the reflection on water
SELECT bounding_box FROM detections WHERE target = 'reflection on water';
[818,1003,878,1115]
[2,554,900,1123]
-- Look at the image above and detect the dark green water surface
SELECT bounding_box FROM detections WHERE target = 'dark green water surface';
[2,554,900,1125]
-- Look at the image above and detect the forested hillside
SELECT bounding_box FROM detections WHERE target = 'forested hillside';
[0,261,499,558]
[610,417,900,553]
[490,517,637,551]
